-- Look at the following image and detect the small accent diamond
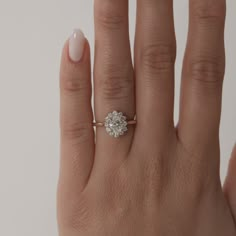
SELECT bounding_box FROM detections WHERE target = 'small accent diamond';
[104,111,128,138]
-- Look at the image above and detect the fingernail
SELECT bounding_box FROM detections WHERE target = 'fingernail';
[69,29,85,62]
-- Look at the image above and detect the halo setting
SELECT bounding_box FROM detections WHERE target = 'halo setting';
[104,111,128,138]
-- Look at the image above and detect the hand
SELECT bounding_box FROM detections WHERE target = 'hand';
[57,0,236,235]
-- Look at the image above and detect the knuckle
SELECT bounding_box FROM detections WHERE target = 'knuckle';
[101,166,132,219]
[61,121,93,143]
[61,72,90,94]
[97,14,124,30]
[176,143,219,203]
[140,148,171,200]
[96,64,133,101]
[145,158,165,193]
[189,57,225,85]
[141,43,176,77]
[101,76,133,101]
[105,168,127,200]
[193,1,226,23]
[95,2,125,30]
[187,165,218,203]
[58,194,90,232]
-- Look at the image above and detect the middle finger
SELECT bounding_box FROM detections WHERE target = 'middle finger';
[134,0,176,145]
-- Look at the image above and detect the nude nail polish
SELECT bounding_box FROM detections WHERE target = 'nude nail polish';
[69,29,85,62]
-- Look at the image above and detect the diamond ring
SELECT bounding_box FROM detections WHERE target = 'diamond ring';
[93,111,136,138]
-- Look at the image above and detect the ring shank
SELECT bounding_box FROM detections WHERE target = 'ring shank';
[93,120,136,127]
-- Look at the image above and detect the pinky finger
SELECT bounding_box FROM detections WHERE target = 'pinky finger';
[58,30,94,227]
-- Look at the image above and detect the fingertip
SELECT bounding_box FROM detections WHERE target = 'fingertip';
[60,30,92,93]
[68,29,86,62]
[61,29,90,67]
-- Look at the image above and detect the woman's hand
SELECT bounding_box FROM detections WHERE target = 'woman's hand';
[57,0,236,235]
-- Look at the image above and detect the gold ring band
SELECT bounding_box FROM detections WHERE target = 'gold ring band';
[93,120,136,127]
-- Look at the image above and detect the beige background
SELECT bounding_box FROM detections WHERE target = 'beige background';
[0,1,235,235]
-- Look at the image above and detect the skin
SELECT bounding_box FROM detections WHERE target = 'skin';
[57,0,236,235]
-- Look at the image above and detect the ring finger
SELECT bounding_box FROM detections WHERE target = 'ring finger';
[94,0,135,163]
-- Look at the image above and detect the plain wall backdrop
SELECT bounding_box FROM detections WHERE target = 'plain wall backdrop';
[0,1,235,235]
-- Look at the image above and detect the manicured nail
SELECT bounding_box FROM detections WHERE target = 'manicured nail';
[69,29,85,62]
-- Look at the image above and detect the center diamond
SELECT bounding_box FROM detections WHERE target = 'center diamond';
[104,111,128,138]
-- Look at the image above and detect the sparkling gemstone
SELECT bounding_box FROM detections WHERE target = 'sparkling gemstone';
[104,111,128,138]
